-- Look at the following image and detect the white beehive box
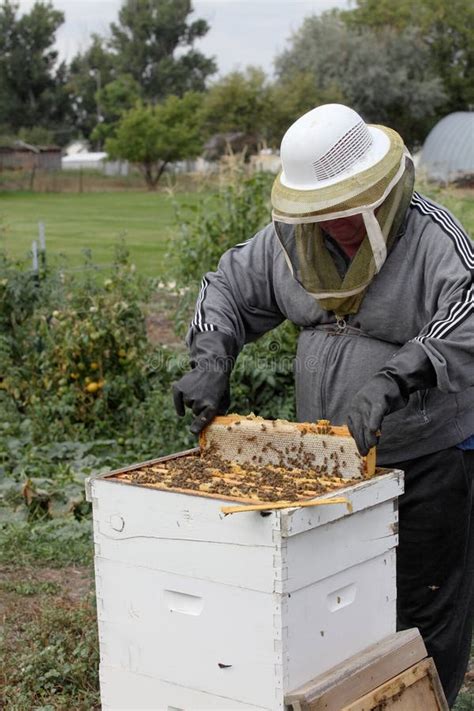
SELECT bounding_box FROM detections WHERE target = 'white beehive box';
[87,450,403,711]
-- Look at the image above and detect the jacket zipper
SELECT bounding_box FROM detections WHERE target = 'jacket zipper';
[418,390,430,423]
[319,321,346,417]
[316,314,349,417]
[319,341,331,419]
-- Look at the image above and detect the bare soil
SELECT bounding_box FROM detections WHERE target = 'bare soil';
[0,565,93,622]
[144,288,185,348]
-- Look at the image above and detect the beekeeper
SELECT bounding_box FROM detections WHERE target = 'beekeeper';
[173,104,474,706]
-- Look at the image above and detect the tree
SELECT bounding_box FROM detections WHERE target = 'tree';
[91,74,141,147]
[274,12,446,147]
[106,93,204,189]
[0,0,69,136]
[67,35,116,141]
[342,0,474,113]
[200,66,344,150]
[202,67,271,141]
[109,0,217,102]
[267,72,346,147]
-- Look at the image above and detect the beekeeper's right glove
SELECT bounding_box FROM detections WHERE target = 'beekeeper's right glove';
[347,342,437,455]
[172,331,238,435]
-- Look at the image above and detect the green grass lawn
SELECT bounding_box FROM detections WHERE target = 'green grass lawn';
[0,184,472,280]
[0,190,207,277]
[418,182,474,235]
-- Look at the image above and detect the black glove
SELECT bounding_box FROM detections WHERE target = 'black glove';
[172,331,238,435]
[347,342,437,456]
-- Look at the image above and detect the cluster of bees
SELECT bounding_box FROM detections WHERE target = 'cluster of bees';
[119,445,359,503]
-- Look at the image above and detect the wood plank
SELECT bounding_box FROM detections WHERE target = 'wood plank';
[285,629,427,711]
[95,557,280,708]
[91,478,277,547]
[202,414,353,437]
[85,447,200,501]
[283,470,403,537]
[341,658,448,711]
[284,502,398,592]
[386,673,439,710]
[221,496,351,515]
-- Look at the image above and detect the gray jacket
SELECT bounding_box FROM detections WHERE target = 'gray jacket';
[188,192,474,464]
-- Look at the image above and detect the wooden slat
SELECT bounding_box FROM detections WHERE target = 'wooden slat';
[205,415,352,437]
[285,629,427,711]
[341,658,448,711]
[92,447,201,480]
[221,496,351,515]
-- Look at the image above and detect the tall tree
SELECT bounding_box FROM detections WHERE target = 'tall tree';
[202,67,271,140]
[267,72,346,147]
[201,66,346,149]
[91,74,141,147]
[67,35,116,141]
[106,93,204,189]
[0,0,68,135]
[342,0,474,114]
[275,12,446,147]
[109,0,217,102]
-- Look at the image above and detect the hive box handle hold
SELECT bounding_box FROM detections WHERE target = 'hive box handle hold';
[164,590,204,616]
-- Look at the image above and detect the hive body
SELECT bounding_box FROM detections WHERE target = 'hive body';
[89,453,403,711]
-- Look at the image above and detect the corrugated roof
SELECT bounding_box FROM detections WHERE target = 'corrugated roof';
[419,112,474,182]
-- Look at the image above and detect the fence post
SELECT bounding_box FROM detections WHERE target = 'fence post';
[29,164,36,192]
[32,240,39,285]
[38,221,46,269]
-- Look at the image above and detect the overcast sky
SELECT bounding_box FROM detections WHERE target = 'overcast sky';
[18,0,349,76]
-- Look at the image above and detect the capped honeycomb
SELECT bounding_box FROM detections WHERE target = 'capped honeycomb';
[200,415,374,479]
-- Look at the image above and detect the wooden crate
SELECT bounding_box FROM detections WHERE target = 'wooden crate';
[343,658,448,711]
[87,450,403,710]
[285,629,448,711]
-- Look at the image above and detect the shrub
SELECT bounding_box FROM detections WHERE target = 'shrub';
[0,170,298,528]
[0,245,153,435]
[173,169,273,284]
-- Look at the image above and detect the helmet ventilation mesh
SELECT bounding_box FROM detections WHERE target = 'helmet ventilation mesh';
[313,121,373,181]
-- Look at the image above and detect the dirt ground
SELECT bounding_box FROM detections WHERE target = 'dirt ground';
[0,565,93,622]
[145,287,185,347]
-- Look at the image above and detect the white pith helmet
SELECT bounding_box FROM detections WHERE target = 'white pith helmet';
[271,104,412,278]
[280,104,390,190]
[271,103,407,219]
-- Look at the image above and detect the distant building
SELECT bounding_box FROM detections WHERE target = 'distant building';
[64,139,90,156]
[62,151,107,171]
[203,132,259,161]
[419,112,474,184]
[250,148,281,174]
[61,152,129,176]
[0,141,62,171]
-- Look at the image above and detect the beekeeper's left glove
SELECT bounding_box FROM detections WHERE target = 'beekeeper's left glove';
[347,342,437,456]
[172,331,238,436]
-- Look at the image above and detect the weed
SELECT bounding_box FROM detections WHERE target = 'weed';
[0,579,61,596]
[0,594,99,710]
[454,693,474,711]
[0,519,93,568]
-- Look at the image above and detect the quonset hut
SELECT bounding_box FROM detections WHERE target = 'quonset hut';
[419,112,474,184]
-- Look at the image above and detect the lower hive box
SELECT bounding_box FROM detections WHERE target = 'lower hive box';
[87,416,403,711]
